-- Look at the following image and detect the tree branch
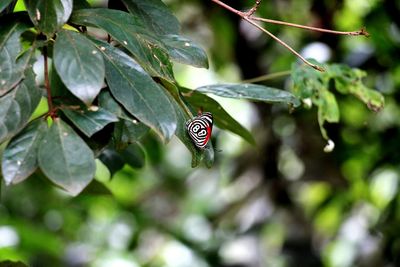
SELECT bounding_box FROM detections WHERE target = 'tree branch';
[245,0,261,17]
[211,0,368,71]
[249,17,369,37]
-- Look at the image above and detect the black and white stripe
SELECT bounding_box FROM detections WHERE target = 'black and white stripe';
[186,112,213,149]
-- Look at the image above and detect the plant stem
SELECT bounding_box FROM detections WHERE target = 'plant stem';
[249,17,369,36]
[243,16,325,71]
[245,0,262,17]
[211,0,324,71]
[241,70,291,83]
[43,46,56,118]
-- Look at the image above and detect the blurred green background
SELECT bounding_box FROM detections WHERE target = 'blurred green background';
[1,0,400,266]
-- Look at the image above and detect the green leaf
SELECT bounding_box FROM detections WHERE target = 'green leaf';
[316,89,339,140]
[98,148,125,177]
[2,119,47,185]
[291,62,384,140]
[121,0,180,35]
[0,0,14,14]
[93,40,177,141]
[71,8,174,82]
[291,64,323,99]
[99,90,149,149]
[62,107,118,137]
[197,83,301,107]
[73,0,90,10]
[54,30,105,104]
[38,119,96,196]
[163,89,214,167]
[0,69,42,143]
[98,90,133,120]
[24,0,72,36]
[120,143,145,169]
[113,120,150,150]
[329,65,384,112]
[182,88,255,145]
[0,14,31,96]
[161,34,209,68]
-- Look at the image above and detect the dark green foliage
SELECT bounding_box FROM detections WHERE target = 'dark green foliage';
[0,1,395,267]
[0,1,382,199]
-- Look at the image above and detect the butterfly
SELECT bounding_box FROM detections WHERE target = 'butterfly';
[186,112,213,149]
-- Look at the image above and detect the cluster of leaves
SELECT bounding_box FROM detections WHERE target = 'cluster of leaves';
[0,0,300,196]
[291,60,385,141]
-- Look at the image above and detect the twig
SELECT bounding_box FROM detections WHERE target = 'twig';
[211,0,324,71]
[249,17,369,37]
[241,70,291,83]
[245,0,261,17]
[242,16,324,71]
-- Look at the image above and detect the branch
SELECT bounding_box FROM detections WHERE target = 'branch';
[242,16,324,71]
[249,17,369,37]
[245,0,261,17]
[211,0,368,71]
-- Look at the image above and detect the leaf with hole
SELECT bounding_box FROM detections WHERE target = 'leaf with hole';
[38,119,96,196]
[62,107,118,137]
[197,83,301,107]
[2,119,47,185]
[316,89,339,140]
[24,0,73,36]
[93,39,177,142]
[54,30,105,104]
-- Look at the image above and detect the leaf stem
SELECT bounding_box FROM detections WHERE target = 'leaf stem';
[43,46,56,118]
[241,70,291,83]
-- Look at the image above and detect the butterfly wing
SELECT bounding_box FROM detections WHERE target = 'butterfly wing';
[186,112,213,149]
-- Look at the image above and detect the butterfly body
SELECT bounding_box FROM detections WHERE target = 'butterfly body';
[186,112,213,149]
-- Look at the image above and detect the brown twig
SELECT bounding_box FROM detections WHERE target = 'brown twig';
[243,16,325,71]
[211,0,324,71]
[249,17,369,36]
[241,70,291,83]
[43,46,56,118]
[245,0,261,17]
[211,0,368,71]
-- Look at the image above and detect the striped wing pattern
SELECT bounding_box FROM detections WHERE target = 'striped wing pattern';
[186,112,213,149]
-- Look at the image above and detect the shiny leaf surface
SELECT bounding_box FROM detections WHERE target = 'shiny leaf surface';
[38,119,96,196]
[197,83,301,107]
[161,34,208,68]
[71,8,174,81]
[24,0,72,36]
[54,30,105,104]
[94,40,177,141]
[2,119,47,185]
[121,0,180,35]
[62,107,118,137]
